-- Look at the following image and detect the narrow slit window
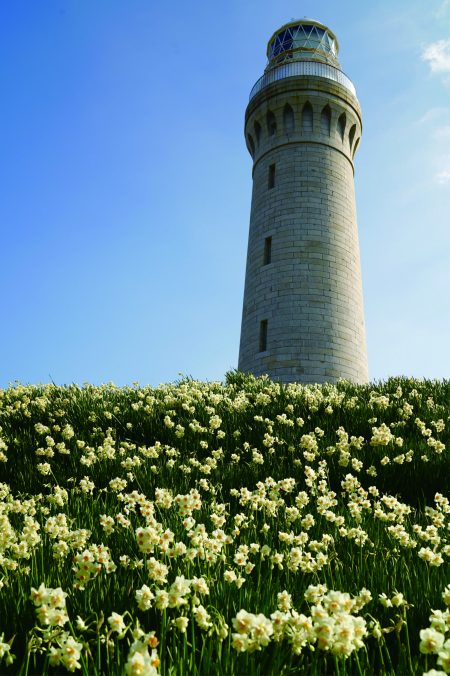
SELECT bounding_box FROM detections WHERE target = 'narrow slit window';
[268,163,275,189]
[247,133,255,157]
[283,103,295,133]
[263,236,272,265]
[259,320,268,352]
[254,120,261,146]
[302,102,313,133]
[337,113,346,142]
[349,124,356,151]
[321,105,331,136]
[267,111,277,136]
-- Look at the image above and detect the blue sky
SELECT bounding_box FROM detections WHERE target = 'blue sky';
[1,0,450,387]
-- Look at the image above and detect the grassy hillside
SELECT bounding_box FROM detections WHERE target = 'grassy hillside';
[0,374,449,674]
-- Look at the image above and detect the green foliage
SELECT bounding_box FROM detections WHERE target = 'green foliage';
[0,375,449,674]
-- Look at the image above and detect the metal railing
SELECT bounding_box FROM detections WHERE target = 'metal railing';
[249,60,357,101]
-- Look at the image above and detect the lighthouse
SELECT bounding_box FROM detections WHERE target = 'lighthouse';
[238,19,368,384]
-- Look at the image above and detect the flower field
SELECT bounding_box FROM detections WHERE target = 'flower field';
[0,373,449,675]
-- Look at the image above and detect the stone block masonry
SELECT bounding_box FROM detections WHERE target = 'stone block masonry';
[238,20,368,384]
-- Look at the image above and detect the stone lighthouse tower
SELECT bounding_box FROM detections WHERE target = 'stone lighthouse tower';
[238,19,368,384]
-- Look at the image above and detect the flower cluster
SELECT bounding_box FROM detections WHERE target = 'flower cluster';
[0,633,15,668]
[48,633,83,672]
[0,375,449,673]
[232,586,370,658]
[125,628,160,675]
[30,583,69,628]
[72,544,116,589]
[420,584,450,674]
[30,583,83,671]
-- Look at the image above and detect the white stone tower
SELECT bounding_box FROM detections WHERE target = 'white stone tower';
[238,19,368,384]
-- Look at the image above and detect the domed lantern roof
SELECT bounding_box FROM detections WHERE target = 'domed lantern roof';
[266,19,340,71]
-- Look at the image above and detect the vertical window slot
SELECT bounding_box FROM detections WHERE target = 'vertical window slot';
[247,133,255,156]
[263,236,272,265]
[254,120,261,146]
[283,103,295,133]
[268,163,275,189]
[302,102,313,132]
[259,320,268,352]
[338,113,346,142]
[321,105,331,136]
[267,110,277,136]
[349,124,356,151]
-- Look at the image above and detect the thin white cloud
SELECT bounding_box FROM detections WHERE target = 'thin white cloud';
[434,125,450,138]
[422,40,450,77]
[435,169,450,184]
[434,0,450,17]
[415,107,449,125]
